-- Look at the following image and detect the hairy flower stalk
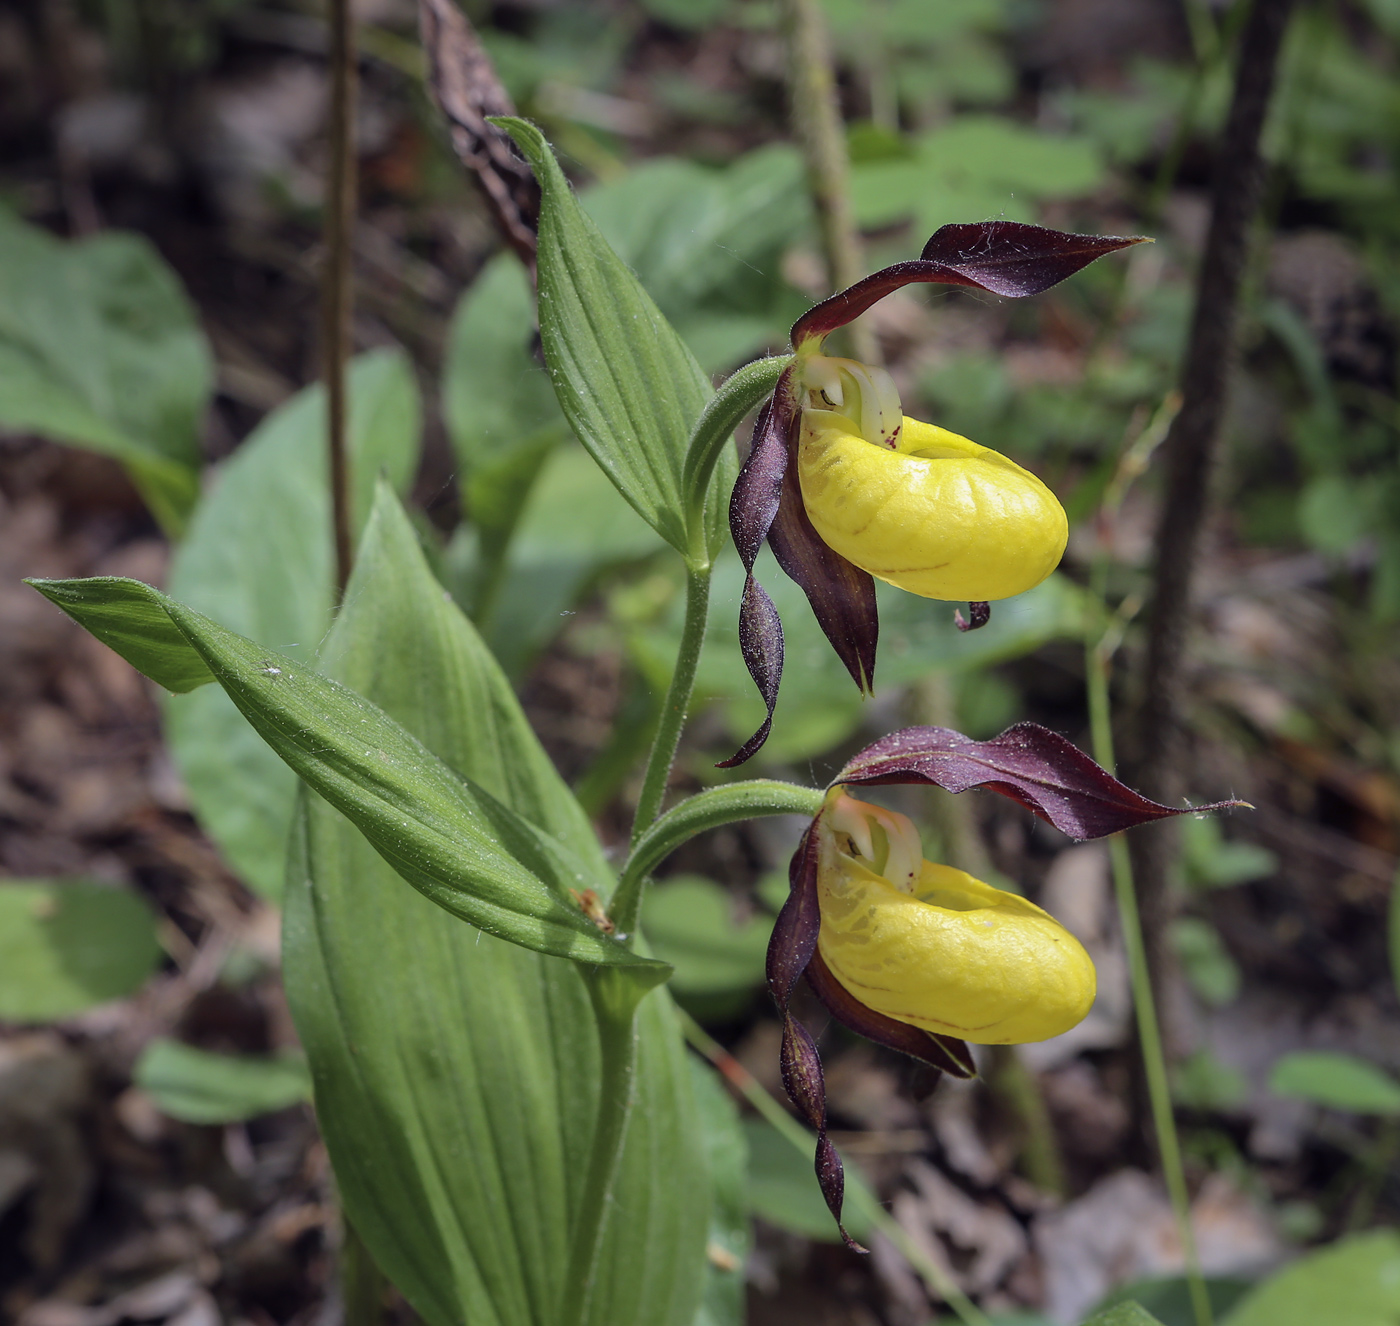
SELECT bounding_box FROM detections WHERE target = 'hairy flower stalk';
[722,221,1148,766]
[767,722,1245,1247]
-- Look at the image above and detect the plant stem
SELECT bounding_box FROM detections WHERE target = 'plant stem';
[628,562,711,846]
[557,973,641,1326]
[679,1011,992,1326]
[323,0,357,603]
[779,0,876,362]
[1086,629,1212,1326]
[613,780,825,936]
[341,1219,386,1326]
[1128,0,1296,1028]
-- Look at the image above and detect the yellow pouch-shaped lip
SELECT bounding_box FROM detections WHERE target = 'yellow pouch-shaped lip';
[797,414,1068,601]
[816,847,1096,1045]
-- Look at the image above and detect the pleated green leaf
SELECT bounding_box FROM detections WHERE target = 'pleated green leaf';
[27,571,664,973]
[284,484,708,1325]
[498,117,715,558]
[166,348,420,897]
[0,210,210,535]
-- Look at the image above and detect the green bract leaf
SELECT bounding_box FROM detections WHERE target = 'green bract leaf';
[284,484,706,1326]
[1219,1230,1400,1326]
[28,577,215,693]
[0,210,211,534]
[27,569,663,973]
[134,1040,311,1124]
[165,348,420,897]
[0,880,162,1021]
[1268,1051,1400,1115]
[496,117,714,559]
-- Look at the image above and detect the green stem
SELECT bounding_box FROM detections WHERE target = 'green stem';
[628,563,711,847]
[679,1011,992,1326]
[1085,633,1213,1326]
[613,780,825,936]
[682,355,792,519]
[557,973,642,1326]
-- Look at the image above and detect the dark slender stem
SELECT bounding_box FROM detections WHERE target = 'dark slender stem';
[324,0,357,603]
[1128,0,1295,1029]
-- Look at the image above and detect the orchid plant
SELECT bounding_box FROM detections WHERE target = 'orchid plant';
[25,121,1241,1325]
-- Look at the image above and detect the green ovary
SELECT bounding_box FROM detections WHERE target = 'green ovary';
[798,415,1068,601]
[816,855,1096,1044]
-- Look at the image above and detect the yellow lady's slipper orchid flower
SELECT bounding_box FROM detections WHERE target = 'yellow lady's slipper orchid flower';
[722,220,1147,766]
[796,355,1069,603]
[815,789,1095,1044]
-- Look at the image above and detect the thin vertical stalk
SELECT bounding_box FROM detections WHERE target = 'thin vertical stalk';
[556,975,641,1326]
[1128,0,1295,1033]
[779,0,876,363]
[627,562,711,848]
[679,1011,992,1326]
[1087,409,1209,1326]
[323,0,358,602]
[1087,638,1212,1326]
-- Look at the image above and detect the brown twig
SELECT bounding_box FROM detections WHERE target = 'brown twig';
[323,0,357,603]
[417,0,539,266]
[1127,0,1297,1028]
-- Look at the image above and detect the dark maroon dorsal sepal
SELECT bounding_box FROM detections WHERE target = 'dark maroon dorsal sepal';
[834,722,1249,841]
[790,222,1150,348]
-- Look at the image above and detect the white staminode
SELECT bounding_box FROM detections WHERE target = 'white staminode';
[826,790,922,893]
[801,355,904,451]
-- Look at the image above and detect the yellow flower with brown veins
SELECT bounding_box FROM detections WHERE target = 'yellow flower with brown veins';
[722,221,1147,766]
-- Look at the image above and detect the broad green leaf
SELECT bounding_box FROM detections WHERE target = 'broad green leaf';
[1170,917,1242,1007]
[850,116,1104,239]
[28,572,663,972]
[1078,1305,1169,1326]
[0,210,211,534]
[1269,1051,1400,1115]
[165,348,420,897]
[743,1118,874,1243]
[1220,1230,1400,1326]
[498,117,714,558]
[284,484,706,1326]
[0,880,161,1020]
[134,1039,311,1124]
[689,1060,749,1326]
[584,147,809,374]
[1180,816,1278,890]
[480,443,665,678]
[642,876,772,995]
[1090,1275,1253,1326]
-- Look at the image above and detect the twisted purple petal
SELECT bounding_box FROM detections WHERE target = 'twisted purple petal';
[765,820,865,1251]
[721,369,798,767]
